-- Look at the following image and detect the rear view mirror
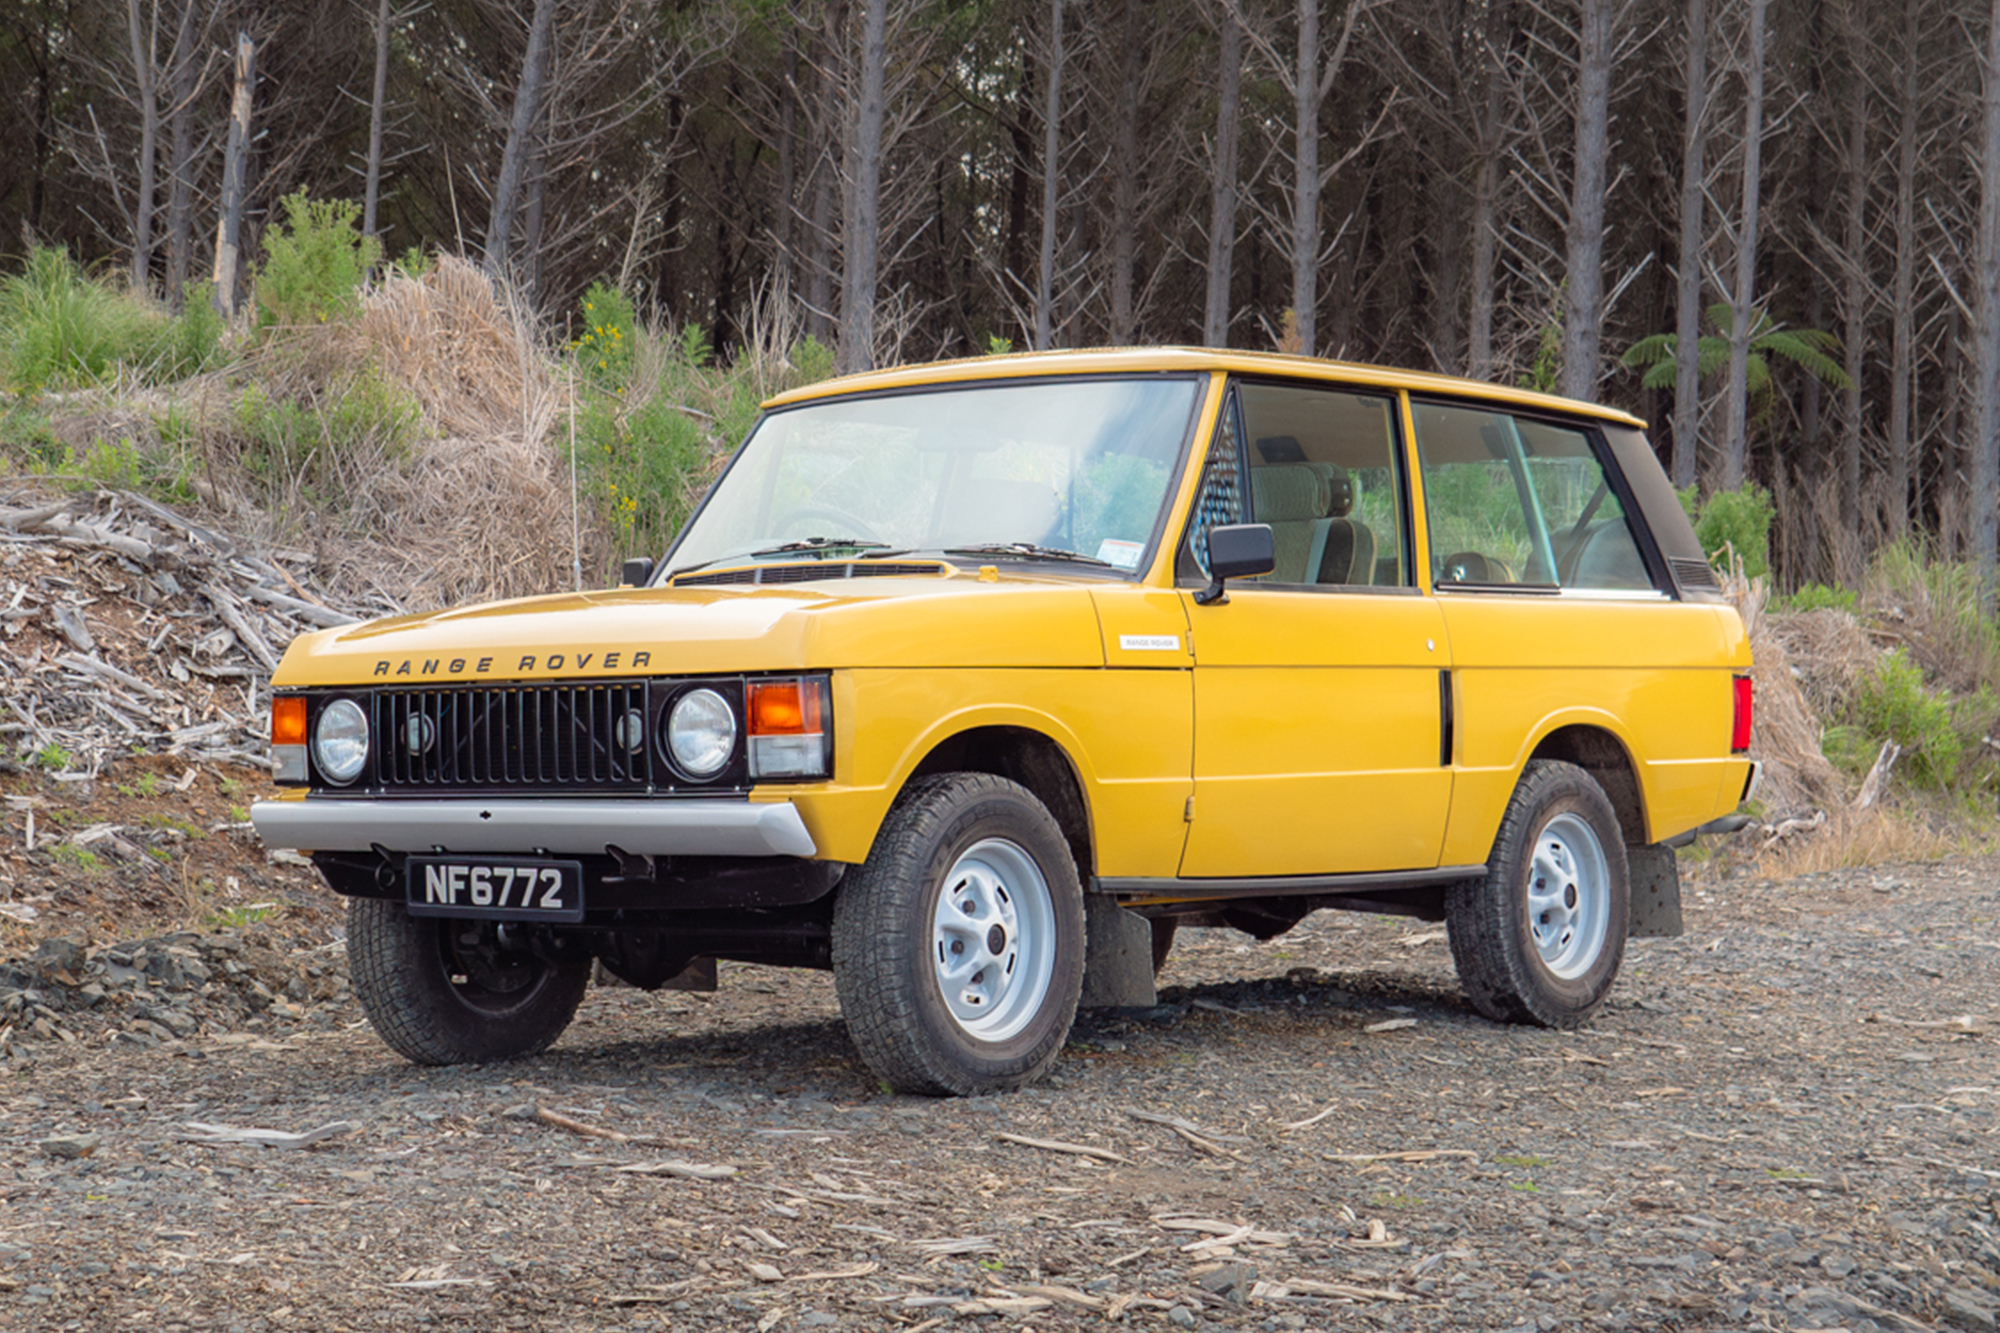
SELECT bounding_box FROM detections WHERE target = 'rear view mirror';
[1194,523,1275,605]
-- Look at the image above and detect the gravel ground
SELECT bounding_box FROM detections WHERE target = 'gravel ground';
[0,855,1994,1333]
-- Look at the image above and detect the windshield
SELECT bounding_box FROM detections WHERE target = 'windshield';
[665,376,1204,577]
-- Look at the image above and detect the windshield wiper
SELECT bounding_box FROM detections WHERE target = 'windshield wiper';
[747,536,896,559]
[942,542,1112,568]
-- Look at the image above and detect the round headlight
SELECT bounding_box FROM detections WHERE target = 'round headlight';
[314,699,369,785]
[614,708,646,753]
[666,689,735,778]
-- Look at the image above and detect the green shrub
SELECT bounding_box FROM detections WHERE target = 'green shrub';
[1844,649,1962,788]
[574,392,707,556]
[0,247,164,390]
[256,191,381,329]
[142,281,226,381]
[0,401,63,470]
[1782,582,1857,614]
[1689,483,1773,578]
[231,366,421,503]
[574,282,638,388]
[790,334,835,387]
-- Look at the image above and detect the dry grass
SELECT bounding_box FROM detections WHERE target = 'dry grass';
[354,256,555,443]
[1753,801,1969,878]
[142,259,596,610]
[1731,574,1851,821]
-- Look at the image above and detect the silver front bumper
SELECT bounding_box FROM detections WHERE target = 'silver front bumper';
[250,797,817,858]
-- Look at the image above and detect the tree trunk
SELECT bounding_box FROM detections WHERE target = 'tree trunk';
[1888,2,1919,536]
[1671,0,1708,489]
[1839,9,1867,553]
[1203,6,1243,348]
[482,0,558,277]
[164,0,199,307]
[837,0,887,374]
[363,0,391,242]
[127,0,160,291]
[805,0,848,343]
[1107,0,1140,345]
[1973,0,2000,605]
[773,27,800,306]
[1467,1,1512,381]
[1557,0,1615,402]
[211,32,255,320]
[1033,0,1063,350]
[1290,0,1323,356]
[520,123,550,301]
[1719,0,1769,491]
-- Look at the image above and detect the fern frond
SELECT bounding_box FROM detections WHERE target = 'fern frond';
[1622,333,1677,367]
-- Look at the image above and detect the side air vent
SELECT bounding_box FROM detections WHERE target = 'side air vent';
[1668,556,1721,591]
[674,561,946,588]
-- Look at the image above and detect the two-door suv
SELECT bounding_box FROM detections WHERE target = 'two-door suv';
[254,349,1757,1094]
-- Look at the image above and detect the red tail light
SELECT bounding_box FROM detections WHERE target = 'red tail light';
[1730,674,1754,753]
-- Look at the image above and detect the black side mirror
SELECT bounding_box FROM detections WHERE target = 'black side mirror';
[620,556,656,588]
[1194,523,1275,606]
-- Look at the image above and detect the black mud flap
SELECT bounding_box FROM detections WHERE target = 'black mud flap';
[1627,844,1684,938]
[1080,896,1157,1009]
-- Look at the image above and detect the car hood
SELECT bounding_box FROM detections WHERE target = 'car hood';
[269,568,1110,687]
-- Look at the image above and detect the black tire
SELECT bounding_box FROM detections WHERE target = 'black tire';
[347,898,592,1065]
[1150,917,1179,975]
[1446,760,1629,1029]
[832,773,1086,1096]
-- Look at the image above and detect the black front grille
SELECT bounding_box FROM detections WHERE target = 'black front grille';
[376,683,651,792]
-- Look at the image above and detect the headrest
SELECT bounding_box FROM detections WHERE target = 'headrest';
[1307,463,1355,518]
[1249,464,1327,522]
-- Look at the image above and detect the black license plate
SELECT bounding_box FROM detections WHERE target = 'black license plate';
[406,857,585,923]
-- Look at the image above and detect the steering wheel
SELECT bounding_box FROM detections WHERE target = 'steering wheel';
[771,506,881,542]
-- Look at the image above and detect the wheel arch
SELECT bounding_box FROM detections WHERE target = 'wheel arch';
[1528,724,1647,846]
[906,725,1095,882]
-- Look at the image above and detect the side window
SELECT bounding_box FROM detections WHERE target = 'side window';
[1411,402,1653,592]
[1236,381,1407,587]
[1178,393,1246,580]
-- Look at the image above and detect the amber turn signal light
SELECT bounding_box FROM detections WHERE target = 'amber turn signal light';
[271,696,308,746]
[748,680,822,736]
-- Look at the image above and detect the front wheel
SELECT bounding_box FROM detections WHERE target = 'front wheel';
[832,773,1085,1095]
[347,898,592,1064]
[1446,760,1628,1028]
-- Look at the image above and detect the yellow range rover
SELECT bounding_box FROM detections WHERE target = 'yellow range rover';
[253,349,1757,1095]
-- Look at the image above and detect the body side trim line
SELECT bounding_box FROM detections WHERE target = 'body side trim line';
[1097,864,1486,902]
[251,798,818,858]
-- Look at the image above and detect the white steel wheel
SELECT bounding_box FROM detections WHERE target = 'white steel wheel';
[1447,760,1630,1029]
[833,773,1086,1096]
[929,838,1058,1042]
[1528,812,1613,980]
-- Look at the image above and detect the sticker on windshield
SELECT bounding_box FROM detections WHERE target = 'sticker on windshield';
[1096,539,1143,570]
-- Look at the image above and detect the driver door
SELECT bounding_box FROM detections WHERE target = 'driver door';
[1177,380,1452,878]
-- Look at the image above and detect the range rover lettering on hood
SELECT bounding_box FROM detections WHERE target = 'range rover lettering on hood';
[371,650,654,678]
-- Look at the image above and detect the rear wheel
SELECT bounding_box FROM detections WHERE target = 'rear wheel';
[1446,760,1628,1028]
[348,898,592,1064]
[832,773,1085,1095]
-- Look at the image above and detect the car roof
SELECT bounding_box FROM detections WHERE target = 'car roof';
[761,347,1648,429]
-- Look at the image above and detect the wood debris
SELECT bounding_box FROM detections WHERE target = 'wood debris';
[611,1160,738,1180]
[180,1120,360,1149]
[1252,1276,1415,1302]
[1125,1107,1251,1144]
[0,487,394,777]
[994,1131,1128,1163]
[1324,1149,1478,1165]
